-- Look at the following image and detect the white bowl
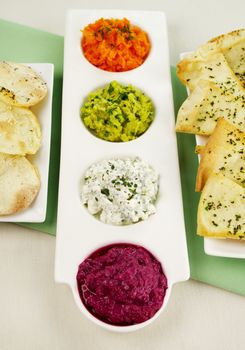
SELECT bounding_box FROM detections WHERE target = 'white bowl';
[72,277,173,332]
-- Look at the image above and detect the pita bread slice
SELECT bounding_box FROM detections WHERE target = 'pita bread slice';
[0,100,41,155]
[177,29,245,88]
[197,173,245,240]
[0,61,47,107]
[0,153,40,215]
[208,28,245,46]
[175,79,245,135]
[196,118,245,191]
[195,145,205,154]
[222,41,245,88]
[177,51,244,94]
[208,29,245,87]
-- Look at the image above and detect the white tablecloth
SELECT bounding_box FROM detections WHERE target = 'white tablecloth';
[0,1,244,349]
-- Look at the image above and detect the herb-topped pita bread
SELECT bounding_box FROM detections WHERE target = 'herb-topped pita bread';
[176,79,245,135]
[178,29,245,88]
[197,173,245,240]
[196,118,245,191]
[176,29,245,136]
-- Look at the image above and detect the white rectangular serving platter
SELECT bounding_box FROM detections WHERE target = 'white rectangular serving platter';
[55,10,190,331]
[0,63,54,223]
[180,52,245,259]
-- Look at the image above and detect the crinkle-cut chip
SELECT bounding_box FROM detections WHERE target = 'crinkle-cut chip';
[0,153,40,215]
[196,118,245,191]
[175,80,245,135]
[0,61,47,107]
[177,29,245,87]
[0,100,41,155]
[197,173,245,240]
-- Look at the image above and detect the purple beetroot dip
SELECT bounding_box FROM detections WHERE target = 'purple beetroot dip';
[76,244,168,326]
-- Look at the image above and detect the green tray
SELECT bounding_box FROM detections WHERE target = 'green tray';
[0,18,244,296]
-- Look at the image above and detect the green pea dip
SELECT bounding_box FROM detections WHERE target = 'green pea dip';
[80,81,154,142]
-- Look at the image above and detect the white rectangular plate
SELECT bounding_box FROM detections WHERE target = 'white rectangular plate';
[180,52,245,259]
[55,10,190,329]
[0,63,54,223]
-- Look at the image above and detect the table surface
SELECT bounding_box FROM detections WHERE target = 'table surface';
[0,1,244,349]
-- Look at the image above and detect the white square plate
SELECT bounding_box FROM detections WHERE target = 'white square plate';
[0,63,54,223]
[180,52,245,259]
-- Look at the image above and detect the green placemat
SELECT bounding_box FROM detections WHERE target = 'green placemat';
[0,18,245,296]
[0,19,64,235]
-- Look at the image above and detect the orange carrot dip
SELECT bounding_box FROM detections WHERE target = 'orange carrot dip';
[81,18,151,72]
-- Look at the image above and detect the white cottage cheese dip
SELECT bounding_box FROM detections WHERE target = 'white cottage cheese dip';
[80,157,159,225]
